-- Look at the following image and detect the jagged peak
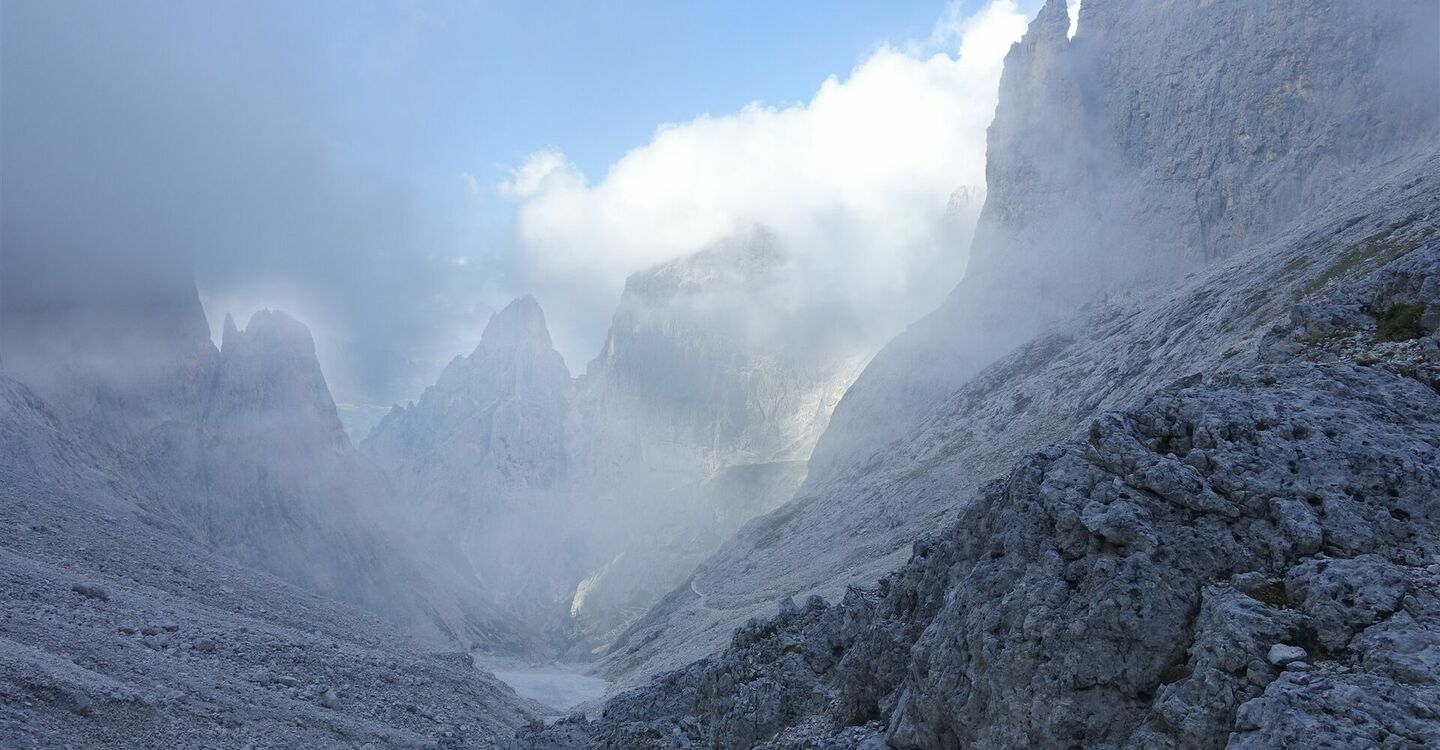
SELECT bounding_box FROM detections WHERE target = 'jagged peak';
[1029,0,1071,45]
[221,309,319,360]
[479,295,553,351]
[221,313,239,349]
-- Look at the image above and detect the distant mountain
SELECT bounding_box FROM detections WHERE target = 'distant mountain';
[0,267,536,652]
[366,230,868,656]
[364,297,577,635]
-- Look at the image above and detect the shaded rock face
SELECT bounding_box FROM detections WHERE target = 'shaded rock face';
[0,277,220,458]
[508,317,1440,748]
[595,0,1440,687]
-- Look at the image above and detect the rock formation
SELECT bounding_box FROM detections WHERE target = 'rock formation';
[0,372,538,748]
[510,181,1440,747]
[365,231,867,656]
[594,0,1440,688]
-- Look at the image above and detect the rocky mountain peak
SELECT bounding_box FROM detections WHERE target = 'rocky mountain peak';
[221,312,239,349]
[210,309,346,448]
[479,295,554,353]
[1029,0,1071,46]
[222,309,318,357]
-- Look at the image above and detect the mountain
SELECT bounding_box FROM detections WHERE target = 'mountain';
[366,296,570,528]
[817,0,1440,472]
[510,0,1440,738]
[0,372,538,748]
[0,260,537,652]
[591,0,1440,688]
[557,230,867,650]
[366,231,868,656]
[571,229,859,487]
[513,284,1440,746]
[364,296,576,634]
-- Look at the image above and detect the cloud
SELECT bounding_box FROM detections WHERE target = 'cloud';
[499,1,1029,367]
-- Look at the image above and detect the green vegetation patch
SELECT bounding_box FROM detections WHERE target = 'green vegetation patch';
[1377,303,1426,341]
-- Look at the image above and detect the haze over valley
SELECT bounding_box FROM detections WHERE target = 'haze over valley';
[2,1,1438,748]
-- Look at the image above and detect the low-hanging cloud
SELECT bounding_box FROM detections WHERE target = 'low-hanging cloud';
[499,1,1030,367]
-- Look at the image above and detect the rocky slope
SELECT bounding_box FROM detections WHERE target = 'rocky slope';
[0,373,538,749]
[595,0,1440,687]
[509,211,1440,747]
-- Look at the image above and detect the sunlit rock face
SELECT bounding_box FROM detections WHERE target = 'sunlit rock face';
[596,0,1440,688]
[573,229,856,485]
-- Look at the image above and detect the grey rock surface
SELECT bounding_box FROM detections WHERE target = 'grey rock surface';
[0,373,539,748]
[598,0,1440,688]
[508,349,1440,748]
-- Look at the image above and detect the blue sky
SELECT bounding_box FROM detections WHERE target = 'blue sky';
[310,1,980,211]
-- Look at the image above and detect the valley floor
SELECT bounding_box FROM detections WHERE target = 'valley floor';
[475,656,610,718]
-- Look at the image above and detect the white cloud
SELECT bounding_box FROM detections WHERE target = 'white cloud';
[499,1,1030,367]
[498,148,581,199]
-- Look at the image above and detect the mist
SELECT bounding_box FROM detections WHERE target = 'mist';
[4,0,1440,744]
[1,0,1044,672]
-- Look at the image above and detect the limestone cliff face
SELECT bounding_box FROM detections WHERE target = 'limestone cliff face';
[597,0,1440,687]
[553,232,865,649]
[0,276,219,461]
[187,309,379,599]
[816,0,1440,473]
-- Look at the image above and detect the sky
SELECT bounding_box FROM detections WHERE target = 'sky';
[1,0,1053,430]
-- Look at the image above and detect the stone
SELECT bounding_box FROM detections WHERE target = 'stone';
[1267,644,1308,666]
